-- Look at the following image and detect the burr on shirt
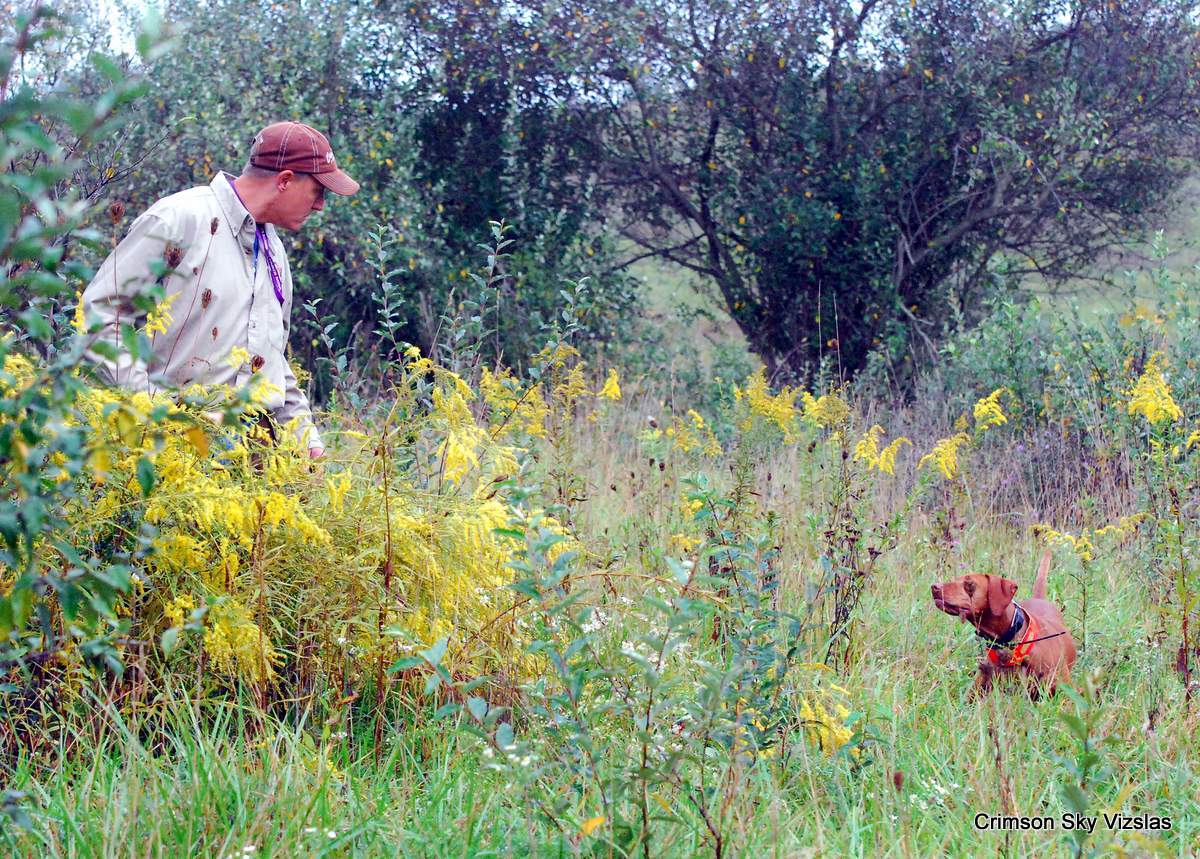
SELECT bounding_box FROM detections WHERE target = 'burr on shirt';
[81,172,321,449]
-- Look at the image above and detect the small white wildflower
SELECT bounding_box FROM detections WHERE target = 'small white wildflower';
[326,830,337,839]
[303,827,318,834]
[336,636,348,646]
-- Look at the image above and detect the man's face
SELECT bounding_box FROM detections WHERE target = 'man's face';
[272,171,326,231]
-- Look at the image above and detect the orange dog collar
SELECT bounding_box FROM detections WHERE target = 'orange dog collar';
[987,613,1040,667]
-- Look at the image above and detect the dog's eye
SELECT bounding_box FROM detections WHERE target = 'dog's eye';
[963,580,976,594]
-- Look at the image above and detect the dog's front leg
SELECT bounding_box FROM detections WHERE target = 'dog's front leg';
[971,664,994,701]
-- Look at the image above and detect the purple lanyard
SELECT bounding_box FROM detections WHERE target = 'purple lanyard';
[227,176,285,306]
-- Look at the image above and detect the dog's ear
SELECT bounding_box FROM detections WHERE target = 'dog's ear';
[986,576,1018,616]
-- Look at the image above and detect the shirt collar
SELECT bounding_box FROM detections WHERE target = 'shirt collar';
[212,171,256,244]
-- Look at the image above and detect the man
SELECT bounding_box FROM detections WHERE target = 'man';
[81,121,359,457]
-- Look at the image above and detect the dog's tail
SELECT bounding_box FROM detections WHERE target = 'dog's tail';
[1033,549,1051,600]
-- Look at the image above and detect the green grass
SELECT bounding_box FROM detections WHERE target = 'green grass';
[4,478,1197,856]
[6,218,1200,857]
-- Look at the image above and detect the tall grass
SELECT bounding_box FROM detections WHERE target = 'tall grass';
[3,338,1199,856]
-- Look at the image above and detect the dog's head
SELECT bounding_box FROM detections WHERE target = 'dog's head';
[930,574,1017,625]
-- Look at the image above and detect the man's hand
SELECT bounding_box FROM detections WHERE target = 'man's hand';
[308,447,325,459]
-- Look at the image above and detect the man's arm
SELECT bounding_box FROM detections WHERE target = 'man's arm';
[271,248,323,455]
[80,212,174,393]
[277,356,324,454]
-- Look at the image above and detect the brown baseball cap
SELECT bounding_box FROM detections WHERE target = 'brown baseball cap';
[249,120,360,196]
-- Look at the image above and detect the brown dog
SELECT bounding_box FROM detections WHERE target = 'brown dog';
[931,550,1075,699]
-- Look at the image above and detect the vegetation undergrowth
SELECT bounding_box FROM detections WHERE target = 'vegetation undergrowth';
[3,7,1200,858]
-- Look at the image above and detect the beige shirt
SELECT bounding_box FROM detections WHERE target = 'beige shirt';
[81,172,321,449]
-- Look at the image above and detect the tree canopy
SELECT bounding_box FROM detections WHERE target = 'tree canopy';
[506,0,1200,381]
[13,0,1200,392]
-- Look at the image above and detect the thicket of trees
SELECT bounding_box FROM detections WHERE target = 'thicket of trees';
[11,0,1200,391]
[519,0,1200,380]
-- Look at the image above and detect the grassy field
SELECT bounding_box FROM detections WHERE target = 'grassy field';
[6,202,1200,858]
[3,347,1198,857]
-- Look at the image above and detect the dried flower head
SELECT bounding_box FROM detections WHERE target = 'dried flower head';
[210,217,220,235]
[164,244,184,270]
[108,201,126,223]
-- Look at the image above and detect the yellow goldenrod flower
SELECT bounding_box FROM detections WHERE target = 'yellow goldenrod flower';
[71,290,88,335]
[668,532,702,554]
[439,427,483,483]
[973,388,1009,431]
[853,425,911,475]
[326,471,351,515]
[227,346,251,369]
[876,436,912,476]
[1127,353,1182,424]
[1031,524,1095,562]
[599,368,621,401]
[152,534,208,573]
[853,425,885,467]
[1091,513,1148,544]
[433,383,475,427]
[247,376,283,405]
[163,593,196,628]
[734,369,799,437]
[918,432,971,480]
[480,366,548,438]
[142,291,178,337]
[801,390,850,430]
[553,363,590,406]
[799,696,853,753]
[203,598,277,683]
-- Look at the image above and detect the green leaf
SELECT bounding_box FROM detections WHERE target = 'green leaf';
[0,598,13,639]
[386,656,422,674]
[1058,712,1088,744]
[88,51,124,83]
[423,670,442,695]
[495,721,514,750]
[160,626,180,657]
[92,564,133,592]
[1060,781,1088,816]
[136,457,156,496]
[11,585,32,630]
[666,556,691,585]
[466,696,488,721]
[19,309,52,341]
[0,193,19,246]
[420,636,448,668]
